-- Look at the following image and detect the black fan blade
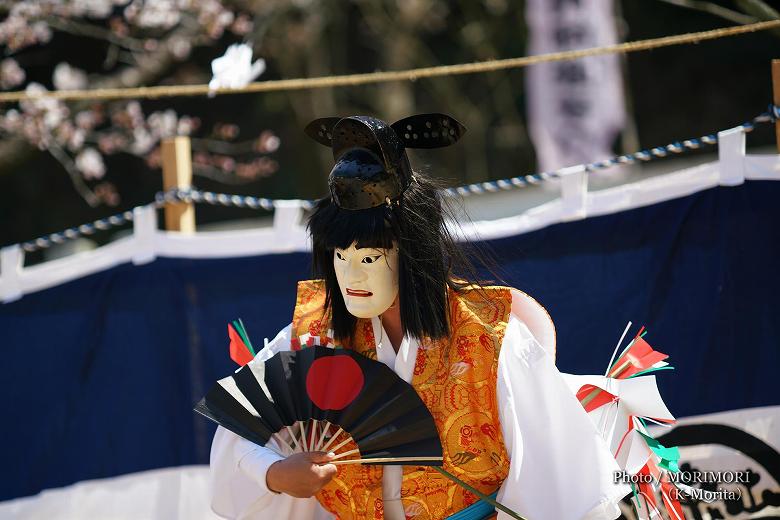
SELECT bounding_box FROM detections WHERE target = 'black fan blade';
[346,379,423,439]
[289,348,316,424]
[354,407,441,454]
[360,437,444,466]
[194,399,268,447]
[195,382,275,446]
[262,353,298,425]
[232,364,286,433]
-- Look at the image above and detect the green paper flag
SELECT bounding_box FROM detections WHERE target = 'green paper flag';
[232,319,255,356]
[638,431,680,472]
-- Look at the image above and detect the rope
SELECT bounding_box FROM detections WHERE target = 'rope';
[443,108,775,197]
[12,107,776,254]
[1,19,778,103]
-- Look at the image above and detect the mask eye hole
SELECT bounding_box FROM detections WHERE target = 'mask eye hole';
[361,254,382,264]
[335,250,346,261]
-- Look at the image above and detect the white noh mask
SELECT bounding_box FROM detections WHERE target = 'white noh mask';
[333,242,399,318]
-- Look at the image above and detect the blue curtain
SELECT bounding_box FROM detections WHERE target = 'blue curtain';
[2,182,778,501]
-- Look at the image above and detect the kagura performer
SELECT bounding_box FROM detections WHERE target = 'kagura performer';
[209,114,629,519]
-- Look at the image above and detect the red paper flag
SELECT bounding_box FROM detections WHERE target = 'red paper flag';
[610,336,668,378]
[228,324,254,366]
[576,384,617,413]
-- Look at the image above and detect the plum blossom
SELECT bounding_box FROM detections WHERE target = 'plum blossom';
[93,181,120,206]
[0,14,52,52]
[53,63,88,91]
[256,130,281,153]
[0,1,279,206]
[75,111,100,130]
[168,36,193,60]
[75,148,106,180]
[20,83,69,131]
[176,116,197,136]
[0,59,26,89]
[147,109,178,139]
[0,110,22,133]
[124,0,182,29]
[208,43,266,95]
[77,0,120,18]
[130,127,155,155]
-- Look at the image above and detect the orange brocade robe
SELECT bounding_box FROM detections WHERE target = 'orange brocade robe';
[291,279,513,520]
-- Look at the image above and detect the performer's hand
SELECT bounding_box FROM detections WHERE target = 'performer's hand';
[266,451,337,498]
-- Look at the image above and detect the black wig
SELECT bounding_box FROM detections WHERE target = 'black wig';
[307,170,507,345]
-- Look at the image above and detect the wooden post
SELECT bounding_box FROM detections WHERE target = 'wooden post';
[161,136,196,233]
[773,59,780,152]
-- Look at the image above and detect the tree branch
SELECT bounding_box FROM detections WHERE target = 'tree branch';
[191,138,263,155]
[0,21,206,178]
[655,0,758,25]
[192,164,259,185]
[734,0,780,37]
[43,16,147,52]
[46,141,100,207]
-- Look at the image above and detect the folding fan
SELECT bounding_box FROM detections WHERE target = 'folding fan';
[199,322,525,519]
[195,345,443,466]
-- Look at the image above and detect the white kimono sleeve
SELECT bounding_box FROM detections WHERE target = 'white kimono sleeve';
[208,322,334,520]
[495,315,630,520]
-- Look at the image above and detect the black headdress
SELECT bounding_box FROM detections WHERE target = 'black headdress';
[304,114,466,210]
[305,112,502,345]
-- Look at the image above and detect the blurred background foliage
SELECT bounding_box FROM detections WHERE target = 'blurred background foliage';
[0,0,777,254]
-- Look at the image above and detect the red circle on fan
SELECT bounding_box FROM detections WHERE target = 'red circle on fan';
[306,356,364,410]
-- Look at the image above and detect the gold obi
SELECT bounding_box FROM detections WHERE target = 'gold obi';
[291,279,512,520]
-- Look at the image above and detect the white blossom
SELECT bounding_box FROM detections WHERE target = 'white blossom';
[20,83,69,130]
[126,0,182,29]
[0,59,26,89]
[261,134,280,153]
[0,14,51,51]
[77,0,122,18]
[168,36,192,60]
[177,116,196,135]
[208,43,266,95]
[75,111,98,130]
[130,127,155,155]
[147,109,178,139]
[126,101,145,127]
[0,0,278,205]
[53,63,88,91]
[68,128,86,151]
[31,21,53,43]
[75,148,106,180]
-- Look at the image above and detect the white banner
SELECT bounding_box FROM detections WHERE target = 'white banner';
[628,406,780,519]
[525,0,625,171]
